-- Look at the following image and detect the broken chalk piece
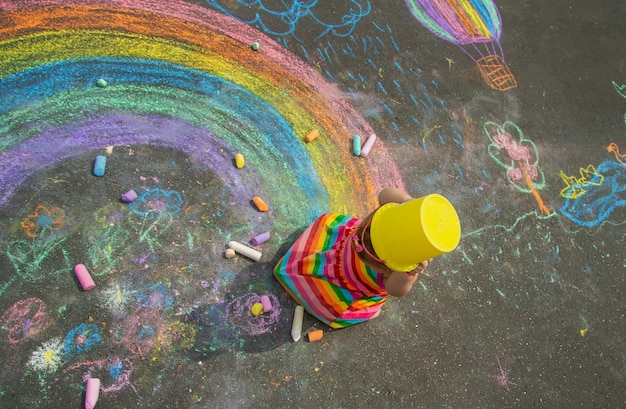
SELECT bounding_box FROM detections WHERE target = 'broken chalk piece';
[74,264,96,291]
[96,78,107,88]
[304,129,319,143]
[260,295,272,312]
[291,305,304,342]
[121,189,137,203]
[228,241,262,261]
[252,196,269,212]
[251,42,260,51]
[224,248,236,259]
[234,153,245,169]
[360,134,377,157]
[251,303,264,316]
[307,329,324,342]
[84,377,100,409]
[250,231,270,246]
[93,155,107,177]
[352,134,362,156]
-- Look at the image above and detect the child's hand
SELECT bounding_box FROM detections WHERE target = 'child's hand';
[415,258,433,273]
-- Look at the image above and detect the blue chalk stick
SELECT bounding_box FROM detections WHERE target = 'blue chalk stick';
[352,135,362,156]
[94,155,107,176]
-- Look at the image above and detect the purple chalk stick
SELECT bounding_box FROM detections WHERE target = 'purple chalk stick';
[121,189,138,203]
[250,231,270,246]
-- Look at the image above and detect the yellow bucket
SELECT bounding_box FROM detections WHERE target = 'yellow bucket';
[370,194,461,272]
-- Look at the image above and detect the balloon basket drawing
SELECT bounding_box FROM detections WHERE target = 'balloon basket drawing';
[476,55,517,91]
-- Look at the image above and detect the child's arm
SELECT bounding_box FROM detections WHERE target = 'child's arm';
[378,187,412,206]
[382,259,432,297]
[383,270,420,297]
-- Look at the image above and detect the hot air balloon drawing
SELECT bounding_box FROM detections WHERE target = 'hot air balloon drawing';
[404,0,517,91]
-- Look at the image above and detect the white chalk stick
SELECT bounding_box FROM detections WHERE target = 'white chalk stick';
[84,377,100,409]
[291,305,304,342]
[228,241,262,261]
[360,134,377,157]
[74,264,96,291]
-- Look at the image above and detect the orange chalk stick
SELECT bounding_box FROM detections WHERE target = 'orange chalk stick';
[307,329,324,342]
[304,129,319,143]
[252,196,269,212]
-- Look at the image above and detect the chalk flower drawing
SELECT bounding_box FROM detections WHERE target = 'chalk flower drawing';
[1,297,50,345]
[20,205,65,238]
[94,202,127,228]
[129,188,184,219]
[84,357,135,393]
[484,120,549,214]
[62,323,103,360]
[483,121,544,191]
[28,337,64,373]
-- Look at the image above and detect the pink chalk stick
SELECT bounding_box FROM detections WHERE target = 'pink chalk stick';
[260,295,273,312]
[85,378,100,409]
[74,264,96,291]
[250,231,270,246]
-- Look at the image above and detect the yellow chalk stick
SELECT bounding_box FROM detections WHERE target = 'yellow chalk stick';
[235,153,245,168]
[251,303,264,316]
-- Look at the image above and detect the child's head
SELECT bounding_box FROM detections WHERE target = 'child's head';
[368,194,461,272]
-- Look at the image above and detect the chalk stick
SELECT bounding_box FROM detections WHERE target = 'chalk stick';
[251,303,264,316]
[121,189,137,203]
[228,241,262,261]
[224,248,236,259]
[234,153,245,169]
[304,129,319,143]
[250,231,270,246]
[93,155,107,176]
[84,377,100,409]
[260,295,272,312]
[352,134,362,156]
[307,329,324,342]
[252,196,269,212]
[96,78,107,88]
[291,305,304,342]
[360,134,377,157]
[74,264,96,291]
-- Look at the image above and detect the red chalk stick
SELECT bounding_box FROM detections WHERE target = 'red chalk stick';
[74,264,96,291]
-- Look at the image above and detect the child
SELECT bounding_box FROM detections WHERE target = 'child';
[273,187,461,328]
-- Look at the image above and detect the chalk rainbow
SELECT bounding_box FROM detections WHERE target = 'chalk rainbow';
[0,0,403,226]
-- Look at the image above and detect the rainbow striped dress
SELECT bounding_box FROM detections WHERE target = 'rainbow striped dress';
[274,213,388,328]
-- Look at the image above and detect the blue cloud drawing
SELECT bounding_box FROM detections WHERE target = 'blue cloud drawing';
[559,160,626,227]
[205,0,371,40]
